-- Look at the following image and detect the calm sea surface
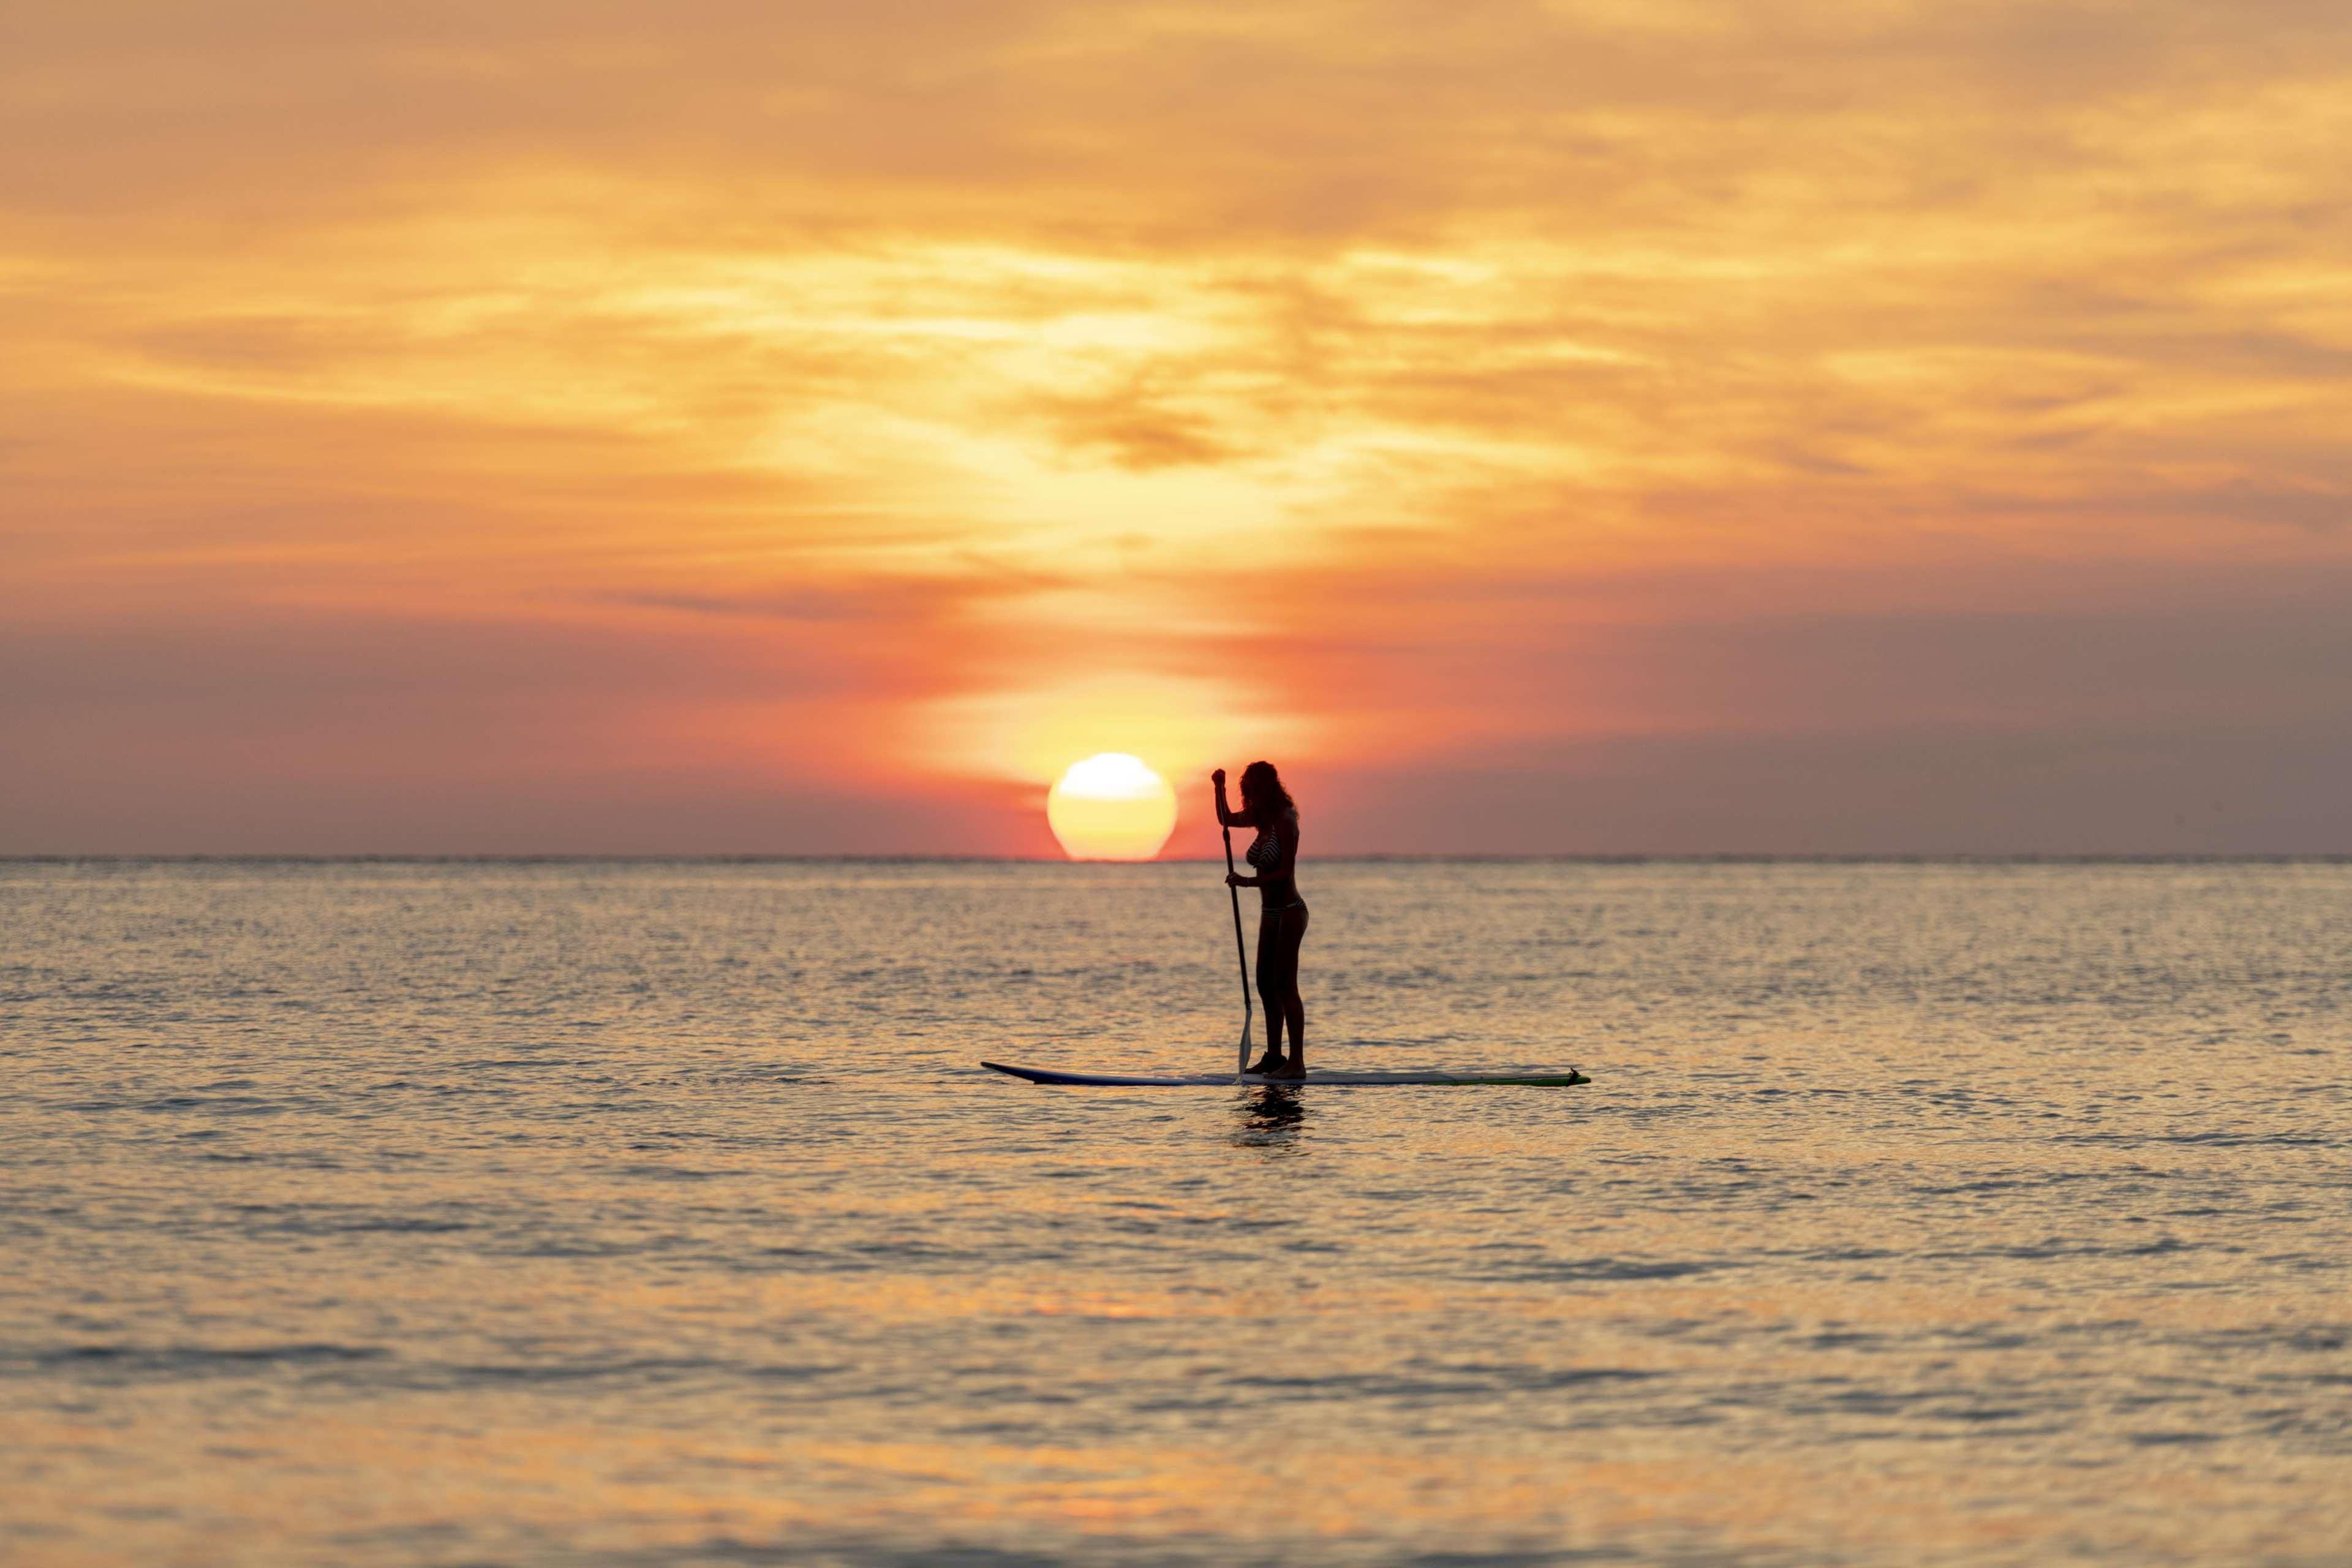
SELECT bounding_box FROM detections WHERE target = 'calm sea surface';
[4,859,2349,1566]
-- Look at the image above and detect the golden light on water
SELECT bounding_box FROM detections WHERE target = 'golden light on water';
[1044,754,1178,861]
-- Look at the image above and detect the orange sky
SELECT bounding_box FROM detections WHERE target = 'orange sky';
[5,1,2349,853]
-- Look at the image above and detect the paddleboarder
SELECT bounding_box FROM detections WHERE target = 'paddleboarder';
[1215,761,1308,1080]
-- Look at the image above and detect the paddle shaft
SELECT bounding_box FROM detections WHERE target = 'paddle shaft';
[1219,801,1253,1073]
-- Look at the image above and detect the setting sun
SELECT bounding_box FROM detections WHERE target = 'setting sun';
[1045,754,1178,861]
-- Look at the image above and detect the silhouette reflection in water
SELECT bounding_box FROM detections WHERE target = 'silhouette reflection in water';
[1232,1086,1306,1152]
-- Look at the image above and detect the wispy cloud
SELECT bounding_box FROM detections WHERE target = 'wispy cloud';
[4,0,2348,849]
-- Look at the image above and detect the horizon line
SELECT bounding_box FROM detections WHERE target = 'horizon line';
[5,853,2348,866]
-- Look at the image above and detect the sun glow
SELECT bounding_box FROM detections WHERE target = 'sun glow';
[1046,753,1178,861]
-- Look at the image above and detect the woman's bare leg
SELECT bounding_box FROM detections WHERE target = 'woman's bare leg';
[1248,911,1287,1074]
[1266,905,1308,1079]
[1251,910,1294,1074]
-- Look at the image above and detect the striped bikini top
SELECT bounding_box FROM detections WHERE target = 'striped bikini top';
[1245,810,1295,872]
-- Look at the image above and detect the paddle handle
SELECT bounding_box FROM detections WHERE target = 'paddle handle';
[1219,795,1253,1074]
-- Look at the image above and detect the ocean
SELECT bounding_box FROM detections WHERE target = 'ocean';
[4,858,2348,1565]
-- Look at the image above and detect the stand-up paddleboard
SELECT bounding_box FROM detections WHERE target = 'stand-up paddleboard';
[981,1060,1589,1088]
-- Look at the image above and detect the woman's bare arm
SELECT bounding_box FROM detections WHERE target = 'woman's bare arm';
[1212,771,1257,829]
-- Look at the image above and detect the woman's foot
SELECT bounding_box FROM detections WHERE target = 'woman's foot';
[1271,1054,1306,1080]
[1246,1049,1287,1077]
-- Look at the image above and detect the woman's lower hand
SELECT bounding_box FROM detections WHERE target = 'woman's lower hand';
[1226,871,1245,888]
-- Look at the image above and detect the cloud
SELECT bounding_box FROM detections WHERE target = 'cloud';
[4,0,2350,849]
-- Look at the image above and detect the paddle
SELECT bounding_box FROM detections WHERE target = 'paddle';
[1215,771,1253,1075]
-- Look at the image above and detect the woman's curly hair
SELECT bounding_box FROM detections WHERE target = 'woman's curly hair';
[1238,760,1294,818]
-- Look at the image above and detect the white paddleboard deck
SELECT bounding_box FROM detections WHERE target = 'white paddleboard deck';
[981,1061,1588,1088]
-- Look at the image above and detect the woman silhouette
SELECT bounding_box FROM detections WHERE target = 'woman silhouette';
[1214,761,1308,1079]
